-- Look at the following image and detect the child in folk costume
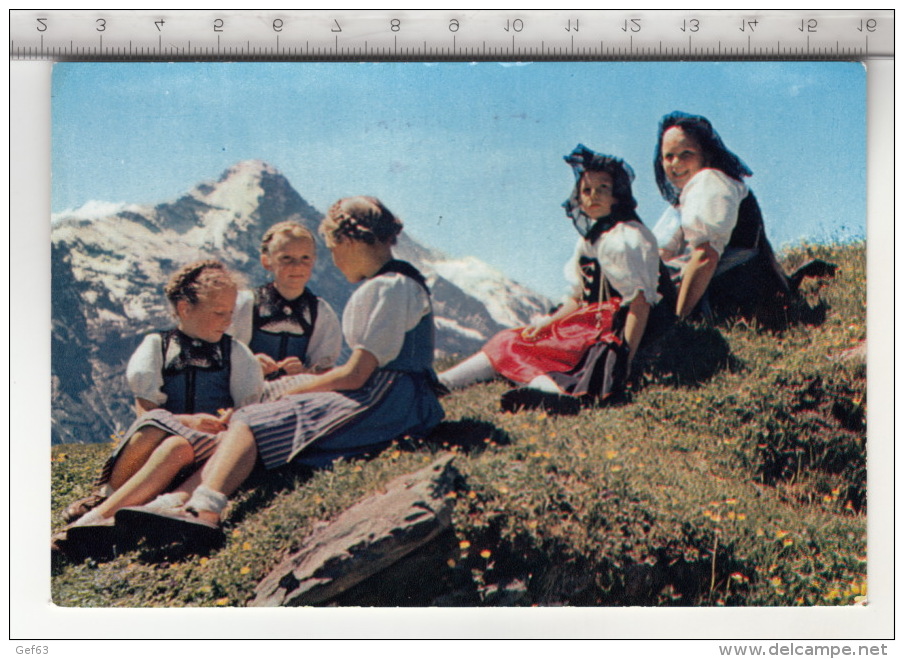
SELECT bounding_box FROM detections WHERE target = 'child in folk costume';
[439,145,674,413]
[230,220,342,400]
[113,197,445,546]
[652,111,832,324]
[57,261,263,547]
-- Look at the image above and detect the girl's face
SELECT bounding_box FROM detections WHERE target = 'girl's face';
[579,170,616,220]
[262,234,316,298]
[328,236,364,283]
[176,287,237,343]
[661,126,707,191]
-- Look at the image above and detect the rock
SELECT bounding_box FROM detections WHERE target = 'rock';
[250,455,459,607]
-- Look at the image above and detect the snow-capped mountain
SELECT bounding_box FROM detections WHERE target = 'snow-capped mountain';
[51,160,551,444]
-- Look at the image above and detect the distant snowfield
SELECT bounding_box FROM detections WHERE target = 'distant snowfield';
[51,200,143,224]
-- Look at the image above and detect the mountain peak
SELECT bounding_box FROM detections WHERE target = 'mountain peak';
[217,159,281,183]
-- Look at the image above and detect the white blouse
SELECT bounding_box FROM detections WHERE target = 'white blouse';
[563,220,662,307]
[230,289,343,372]
[126,333,264,409]
[653,168,749,260]
[343,273,432,367]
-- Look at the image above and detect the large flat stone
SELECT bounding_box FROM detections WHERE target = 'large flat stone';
[250,454,458,607]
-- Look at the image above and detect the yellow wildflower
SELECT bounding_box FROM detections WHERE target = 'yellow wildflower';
[240,566,251,575]
[242,541,252,551]
[459,540,471,549]
[480,550,492,559]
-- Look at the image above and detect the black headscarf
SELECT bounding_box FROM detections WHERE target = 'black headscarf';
[562,144,639,243]
[654,111,753,206]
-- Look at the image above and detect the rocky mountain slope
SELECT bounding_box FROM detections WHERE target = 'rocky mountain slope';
[51,160,550,444]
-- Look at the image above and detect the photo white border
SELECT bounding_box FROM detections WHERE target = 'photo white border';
[8,43,896,652]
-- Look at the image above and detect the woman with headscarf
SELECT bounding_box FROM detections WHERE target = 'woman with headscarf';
[652,111,831,324]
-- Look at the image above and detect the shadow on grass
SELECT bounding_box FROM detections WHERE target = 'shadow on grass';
[417,417,513,454]
[636,322,737,388]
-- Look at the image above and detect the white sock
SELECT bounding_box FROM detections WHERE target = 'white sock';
[72,509,107,527]
[438,352,497,390]
[145,492,189,512]
[185,485,229,515]
[526,375,563,394]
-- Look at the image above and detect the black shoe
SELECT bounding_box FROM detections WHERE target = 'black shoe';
[500,388,582,415]
[52,520,123,561]
[115,506,223,553]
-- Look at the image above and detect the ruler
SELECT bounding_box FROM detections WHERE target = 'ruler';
[9,9,893,61]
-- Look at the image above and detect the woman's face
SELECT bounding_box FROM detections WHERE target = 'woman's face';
[579,170,616,220]
[661,126,707,191]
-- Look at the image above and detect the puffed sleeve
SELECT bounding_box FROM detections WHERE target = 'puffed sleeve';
[126,333,166,405]
[343,274,430,367]
[561,238,586,305]
[651,206,685,260]
[305,298,343,370]
[679,168,748,257]
[228,289,255,347]
[228,338,264,408]
[597,222,663,306]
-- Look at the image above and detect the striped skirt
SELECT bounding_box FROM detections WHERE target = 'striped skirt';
[233,369,444,470]
[95,409,221,487]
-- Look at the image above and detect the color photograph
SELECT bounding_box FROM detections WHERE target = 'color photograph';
[46,61,868,614]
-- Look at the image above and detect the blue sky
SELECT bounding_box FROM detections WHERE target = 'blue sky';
[52,61,865,299]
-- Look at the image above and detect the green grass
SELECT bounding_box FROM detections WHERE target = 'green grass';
[51,242,866,607]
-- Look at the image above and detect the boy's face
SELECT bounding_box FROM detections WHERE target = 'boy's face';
[262,235,316,298]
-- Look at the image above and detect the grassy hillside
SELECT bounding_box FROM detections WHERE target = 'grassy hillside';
[51,242,866,607]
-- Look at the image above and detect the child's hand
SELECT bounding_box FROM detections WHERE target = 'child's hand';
[521,320,550,342]
[278,356,305,375]
[257,353,279,375]
[178,412,231,434]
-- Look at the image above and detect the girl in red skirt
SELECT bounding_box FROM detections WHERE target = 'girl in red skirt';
[439,145,674,413]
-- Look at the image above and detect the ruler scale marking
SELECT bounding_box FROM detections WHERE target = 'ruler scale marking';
[9,10,892,61]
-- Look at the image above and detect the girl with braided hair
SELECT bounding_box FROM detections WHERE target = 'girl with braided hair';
[439,145,675,414]
[111,197,444,547]
[56,260,263,552]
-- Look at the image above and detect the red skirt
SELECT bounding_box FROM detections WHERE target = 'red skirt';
[483,300,624,384]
